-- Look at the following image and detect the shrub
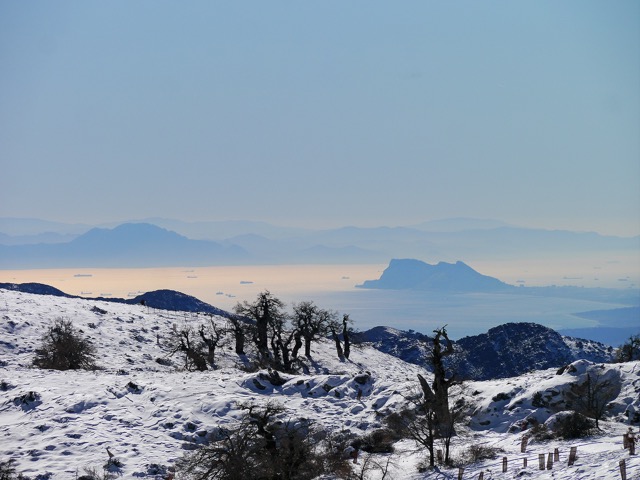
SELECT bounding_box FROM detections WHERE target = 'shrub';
[531,391,548,408]
[0,459,16,480]
[616,334,640,362]
[529,423,553,442]
[355,428,398,454]
[554,412,597,439]
[383,410,412,439]
[459,444,504,465]
[178,402,337,480]
[530,412,597,441]
[492,392,511,402]
[32,318,97,370]
[77,466,116,480]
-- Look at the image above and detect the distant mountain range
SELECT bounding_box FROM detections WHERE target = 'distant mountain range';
[1,217,638,269]
[0,223,249,268]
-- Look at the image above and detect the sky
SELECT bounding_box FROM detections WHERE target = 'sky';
[1,1,639,236]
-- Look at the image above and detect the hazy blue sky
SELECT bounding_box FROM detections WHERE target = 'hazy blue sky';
[1,1,639,235]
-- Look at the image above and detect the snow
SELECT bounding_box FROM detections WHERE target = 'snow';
[1,288,639,479]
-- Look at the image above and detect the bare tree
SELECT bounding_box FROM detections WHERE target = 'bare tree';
[342,314,352,360]
[328,313,352,361]
[235,292,306,372]
[198,315,227,368]
[567,368,620,429]
[400,400,437,468]
[272,327,300,372]
[416,326,459,465]
[178,401,328,480]
[418,327,455,427]
[291,301,332,357]
[617,334,640,362]
[436,384,467,465]
[235,291,286,361]
[226,315,246,355]
[350,452,397,480]
[170,327,207,372]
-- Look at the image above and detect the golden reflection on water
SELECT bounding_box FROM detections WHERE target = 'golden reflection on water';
[0,264,387,311]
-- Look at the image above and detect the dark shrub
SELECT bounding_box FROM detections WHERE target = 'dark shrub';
[32,318,97,370]
[532,391,548,408]
[0,459,16,480]
[529,423,553,441]
[383,409,413,438]
[555,412,597,439]
[462,444,503,464]
[357,428,397,453]
[492,392,511,402]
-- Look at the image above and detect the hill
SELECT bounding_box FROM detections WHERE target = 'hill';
[0,282,231,318]
[353,323,615,381]
[0,288,639,479]
[0,282,621,380]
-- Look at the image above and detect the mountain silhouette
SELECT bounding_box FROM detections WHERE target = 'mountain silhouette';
[0,223,249,268]
[358,258,514,292]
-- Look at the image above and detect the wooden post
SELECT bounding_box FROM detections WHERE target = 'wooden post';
[538,454,545,470]
[520,436,528,453]
[619,459,626,480]
[630,439,636,456]
[437,449,443,464]
[623,434,629,449]
[554,447,559,462]
[502,457,507,473]
[457,467,464,480]
[568,446,578,466]
[478,472,484,480]
[547,452,553,470]
[523,457,527,468]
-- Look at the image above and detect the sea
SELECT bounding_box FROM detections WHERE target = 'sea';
[1,256,638,341]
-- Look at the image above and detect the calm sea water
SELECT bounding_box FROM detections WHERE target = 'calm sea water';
[1,257,638,339]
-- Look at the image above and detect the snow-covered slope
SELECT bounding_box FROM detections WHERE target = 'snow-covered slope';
[1,289,638,479]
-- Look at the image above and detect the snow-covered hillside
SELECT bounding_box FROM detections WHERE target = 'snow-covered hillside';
[1,289,638,479]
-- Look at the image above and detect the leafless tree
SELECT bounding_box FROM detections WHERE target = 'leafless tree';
[226,315,247,355]
[400,399,438,468]
[235,291,286,361]
[178,401,328,480]
[349,452,397,480]
[169,327,207,372]
[235,292,306,372]
[617,334,640,362]
[415,326,460,465]
[328,313,353,361]
[291,301,332,357]
[198,315,227,368]
[567,367,620,428]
